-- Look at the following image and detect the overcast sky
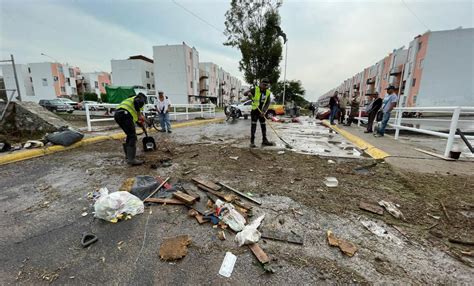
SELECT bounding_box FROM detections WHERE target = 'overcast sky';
[1,0,472,101]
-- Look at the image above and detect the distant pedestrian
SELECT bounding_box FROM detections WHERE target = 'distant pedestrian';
[364,92,382,133]
[374,86,398,137]
[338,93,349,124]
[329,91,339,125]
[308,103,315,117]
[156,91,172,133]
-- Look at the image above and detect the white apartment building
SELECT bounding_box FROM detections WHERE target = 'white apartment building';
[82,72,112,96]
[153,43,200,104]
[198,62,219,104]
[1,64,34,101]
[111,55,155,90]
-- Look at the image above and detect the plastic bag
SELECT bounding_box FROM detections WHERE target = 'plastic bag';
[94,191,144,223]
[235,214,265,247]
[46,127,84,146]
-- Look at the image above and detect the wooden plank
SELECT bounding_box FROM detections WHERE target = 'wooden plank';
[359,201,384,215]
[144,198,185,205]
[172,191,196,205]
[218,182,262,205]
[415,148,455,161]
[144,177,170,201]
[196,184,234,202]
[261,230,304,245]
[233,200,253,211]
[181,186,200,201]
[192,178,221,191]
[248,243,270,264]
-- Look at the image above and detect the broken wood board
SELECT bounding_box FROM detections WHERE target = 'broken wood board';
[192,178,221,191]
[261,230,303,245]
[359,201,384,215]
[173,191,197,205]
[144,198,185,205]
[159,235,192,261]
[233,200,253,211]
[327,230,358,257]
[196,184,235,202]
[248,243,270,264]
[219,182,262,205]
[181,187,200,201]
[415,148,456,161]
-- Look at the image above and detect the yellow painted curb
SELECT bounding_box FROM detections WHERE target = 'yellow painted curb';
[322,120,390,159]
[0,118,225,166]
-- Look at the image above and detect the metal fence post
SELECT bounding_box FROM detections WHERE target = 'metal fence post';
[85,104,92,131]
[394,107,403,140]
[201,105,204,118]
[186,106,189,120]
[444,106,461,158]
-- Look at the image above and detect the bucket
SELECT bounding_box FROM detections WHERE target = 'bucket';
[142,136,156,152]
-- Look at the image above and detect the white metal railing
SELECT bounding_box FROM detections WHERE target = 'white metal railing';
[85,103,216,132]
[392,106,474,158]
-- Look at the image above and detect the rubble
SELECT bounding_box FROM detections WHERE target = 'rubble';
[159,235,192,261]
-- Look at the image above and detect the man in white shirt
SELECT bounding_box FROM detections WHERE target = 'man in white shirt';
[156,91,172,133]
[374,85,398,137]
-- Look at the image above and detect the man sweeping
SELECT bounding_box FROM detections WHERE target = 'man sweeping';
[114,92,147,166]
[244,78,275,148]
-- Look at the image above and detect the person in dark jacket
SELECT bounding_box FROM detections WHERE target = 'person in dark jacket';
[365,92,383,133]
[329,91,339,125]
[114,93,147,166]
[344,95,360,126]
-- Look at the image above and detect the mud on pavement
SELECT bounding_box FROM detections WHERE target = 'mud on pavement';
[0,120,473,285]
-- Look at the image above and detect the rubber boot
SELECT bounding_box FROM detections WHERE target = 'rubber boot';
[122,143,127,159]
[249,140,256,148]
[262,137,275,147]
[126,144,144,166]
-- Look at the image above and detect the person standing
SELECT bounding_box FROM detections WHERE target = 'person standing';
[114,92,147,166]
[374,86,398,137]
[338,93,349,124]
[244,78,274,148]
[365,92,382,133]
[329,91,339,125]
[156,91,172,133]
[344,95,360,126]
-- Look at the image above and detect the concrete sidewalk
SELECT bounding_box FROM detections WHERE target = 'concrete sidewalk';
[326,122,474,176]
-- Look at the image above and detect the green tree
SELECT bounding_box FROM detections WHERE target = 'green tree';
[224,0,285,85]
[271,80,306,104]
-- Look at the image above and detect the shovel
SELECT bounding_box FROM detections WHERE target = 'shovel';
[141,126,156,152]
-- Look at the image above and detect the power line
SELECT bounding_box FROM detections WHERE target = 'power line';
[171,0,225,36]
[401,0,430,31]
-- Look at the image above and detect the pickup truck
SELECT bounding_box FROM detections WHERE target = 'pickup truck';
[229,100,285,119]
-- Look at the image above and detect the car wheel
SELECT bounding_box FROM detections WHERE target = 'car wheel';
[67,110,73,114]
[243,114,248,120]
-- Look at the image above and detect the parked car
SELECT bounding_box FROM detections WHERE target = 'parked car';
[229,100,286,119]
[39,99,74,113]
[57,98,79,110]
[79,101,105,111]
[316,107,368,120]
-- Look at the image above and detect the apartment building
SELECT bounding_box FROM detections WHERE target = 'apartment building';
[0,64,34,101]
[319,27,473,108]
[111,55,155,90]
[153,43,200,104]
[82,72,111,96]
[198,62,219,104]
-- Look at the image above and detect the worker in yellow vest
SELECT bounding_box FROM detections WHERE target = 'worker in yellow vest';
[114,93,147,165]
[244,78,275,148]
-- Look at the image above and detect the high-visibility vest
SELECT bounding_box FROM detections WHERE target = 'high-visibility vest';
[117,96,143,122]
[251,86,271,111]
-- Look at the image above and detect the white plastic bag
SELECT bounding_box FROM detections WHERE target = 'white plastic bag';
[235,214,265,246]
[221,204,246,232]
[94,191,144,222]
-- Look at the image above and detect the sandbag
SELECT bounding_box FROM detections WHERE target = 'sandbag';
[46,127,84,146]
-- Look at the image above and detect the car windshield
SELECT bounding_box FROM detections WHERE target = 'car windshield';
[51,100,63,104]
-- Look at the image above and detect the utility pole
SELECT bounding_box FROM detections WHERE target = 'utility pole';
[282,40,288,105]
[11,54,21,101]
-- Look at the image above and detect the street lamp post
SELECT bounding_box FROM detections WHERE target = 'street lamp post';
[282,40,288,105]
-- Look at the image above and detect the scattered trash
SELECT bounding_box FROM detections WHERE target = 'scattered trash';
[0,142,12,152]
[81,233,98,248]
[23,140,44,149]
[327,230,358,257]
[328,159,335,164]
[324,177,339,187]
[229,156,239,160]
[360,220,403,245]
[218,252,237,278]
[159,235,192,261]
[218,230,226,240]
[216,200,246,232]
[427,213,441,220]
[235,214,265,247]
[81,212,88,217]
[359,201,384,215]
[378,200,405,220]
[94,190,144,223]
[192,178,221,191]
[277,151,285,155]
[46,127,84,146]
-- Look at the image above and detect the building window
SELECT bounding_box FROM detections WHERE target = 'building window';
[147,83,151,89]
[42,78,48,86]
[72,87,77,94]
[30,77,33,82]
[53,76,58,81]
[417,42,422,51]
[146,71,150,78]
[95,81,99,88]
[190,81,193,88]
[151,72,154,76]
[67,78,71,86]
[69,68,74,77]
[28,67,31,73]
[60,87,66,93]
[412,78,416,87]
[189,52,192,59]
[152,84,155,88]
